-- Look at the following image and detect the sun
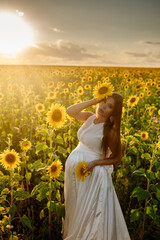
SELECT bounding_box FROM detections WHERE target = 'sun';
[0,11,34,55]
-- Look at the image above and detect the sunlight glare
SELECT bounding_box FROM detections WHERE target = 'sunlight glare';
[0,12,34,55]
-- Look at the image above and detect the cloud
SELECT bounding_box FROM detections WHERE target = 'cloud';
[20,40,101,61]
[121,49,160,67]
[0,40,160,67]
[49,27,63,33]
[124,49,160,60]
[138,40,160,46]
[124,51,149,58]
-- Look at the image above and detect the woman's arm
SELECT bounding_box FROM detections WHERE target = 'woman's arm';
[66,98,101,122]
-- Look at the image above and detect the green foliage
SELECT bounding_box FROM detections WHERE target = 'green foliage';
[0,66,160,239]
[20,214,31,228]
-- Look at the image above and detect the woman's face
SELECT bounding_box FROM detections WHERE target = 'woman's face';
[97,97,115,119]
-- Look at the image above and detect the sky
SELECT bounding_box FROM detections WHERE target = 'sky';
[0,0,160,67]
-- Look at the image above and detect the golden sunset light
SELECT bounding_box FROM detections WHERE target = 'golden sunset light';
[0,0,160,239]
[0,12,34,55]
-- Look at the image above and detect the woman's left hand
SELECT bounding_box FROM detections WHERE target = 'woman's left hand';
[86,161,97,172]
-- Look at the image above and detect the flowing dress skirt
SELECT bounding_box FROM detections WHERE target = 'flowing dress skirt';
[62,142,131,240]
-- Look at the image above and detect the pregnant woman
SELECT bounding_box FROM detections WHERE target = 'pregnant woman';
[62,93,131,240]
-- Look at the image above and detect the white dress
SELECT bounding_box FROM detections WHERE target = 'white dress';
[62,114,131,240]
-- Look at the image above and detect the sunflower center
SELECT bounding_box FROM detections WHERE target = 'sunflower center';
[6,154,16,164]
[38,106,42,110]
[51,165,57,172]
[98,86,108,94]
[130,97,136,103]
[22,142,29,147]
[52,110,62,122]
[80,167,86,175]
[142,133,146,138]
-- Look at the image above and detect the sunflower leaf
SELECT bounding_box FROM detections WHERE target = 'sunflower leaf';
[20,214,31,228]
[47,201,56,212]
[130,209,141,222]
[9,204,17,218]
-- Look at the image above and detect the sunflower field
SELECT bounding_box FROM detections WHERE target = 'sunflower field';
[0,65,160,240]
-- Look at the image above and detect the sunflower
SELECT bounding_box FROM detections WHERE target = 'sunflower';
[47,103,66,128]
[54,87,59,92]
[93,81,114,100]
[75,80,79,85]
[20,139,32,151]
[75,161,91,181]
[84,84,91,90]
[35,103,45,113]
[139,93,144,98]
[77,86,84,96]
[88,76,93,82]
[144,87,148,92]
[0,149,20,170]
[48,91,56,99]
[136,85,142,90]
[81,77,86,82]
[105,77,110,81]
[68,82,72,87]
[48,81,54,88]
[158,109,160,115]
[140,131,149,140]
[57,82,61,87]
[48,160,63,178]
[127,95,139,107]
[60,92,66,98]
[64,88,69,93]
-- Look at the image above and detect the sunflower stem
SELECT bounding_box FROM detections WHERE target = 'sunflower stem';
[48,177,52,240]
[24,151,30,194]
[30,118,33,142]
[123,104,129,157]
[48,128,53,160]
[69,118,72,151]
[10,168,14,207]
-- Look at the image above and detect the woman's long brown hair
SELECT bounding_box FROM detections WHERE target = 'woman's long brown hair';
[101,92,123,158]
